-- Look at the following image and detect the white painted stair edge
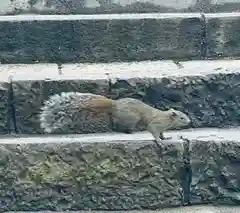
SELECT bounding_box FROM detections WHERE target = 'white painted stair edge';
[0,59,240,82]
[0,127,239,144]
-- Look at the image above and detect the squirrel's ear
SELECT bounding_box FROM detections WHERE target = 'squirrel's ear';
[170,110,178,119]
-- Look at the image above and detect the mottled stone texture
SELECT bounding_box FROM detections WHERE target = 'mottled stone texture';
[12,73,240,134]
[206,16,240,58]
[0,81,11,134]
[190,139,240,205]
[12,79,111,134]
[0,18,202,64]
[0,139,186,211]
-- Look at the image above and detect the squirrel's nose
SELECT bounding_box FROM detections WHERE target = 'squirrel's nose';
[186,119,191,127]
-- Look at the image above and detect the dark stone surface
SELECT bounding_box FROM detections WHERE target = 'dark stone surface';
[206,16,240,58]
[190,139,240,205]
[0,18,202,63]
[0,138,186,211]
[0,81,11,134]
[12,79,111,134]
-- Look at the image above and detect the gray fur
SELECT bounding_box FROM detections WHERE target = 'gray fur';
[39,92,101,133]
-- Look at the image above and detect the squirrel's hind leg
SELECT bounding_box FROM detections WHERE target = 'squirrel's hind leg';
[112,122,135,134]
[111,117,138,134]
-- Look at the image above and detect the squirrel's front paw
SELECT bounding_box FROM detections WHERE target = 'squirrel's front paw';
[159,133,172,140]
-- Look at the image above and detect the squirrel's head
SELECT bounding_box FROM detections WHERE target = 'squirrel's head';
[167,108,191,128]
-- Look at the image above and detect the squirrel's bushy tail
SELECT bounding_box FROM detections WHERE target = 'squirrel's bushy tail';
[39,92,113,133]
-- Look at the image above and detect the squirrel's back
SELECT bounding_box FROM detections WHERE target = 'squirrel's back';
[112,97,156,124]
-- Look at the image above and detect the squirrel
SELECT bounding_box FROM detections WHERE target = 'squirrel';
[39,92,191,150]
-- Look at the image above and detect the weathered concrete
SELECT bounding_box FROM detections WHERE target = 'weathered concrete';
[8,60,240,134]
[189,134,240,205]
[206,13,240,58]
[2,0,240,14]
[173,127,240,205]
[0,128,240,211]
[0,0,205,13]
[0,70,11,134]
[0,131,186,211]
[5,205,240,213]
[0,14,202,63]
[1,13,240,62]
[0,82,10,134]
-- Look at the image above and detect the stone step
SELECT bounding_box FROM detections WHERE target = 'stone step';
[0,13,203,63]
[0,128,239,211]
[0,13,239,63]
[0,59,240,134]
[4,205,240,213]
